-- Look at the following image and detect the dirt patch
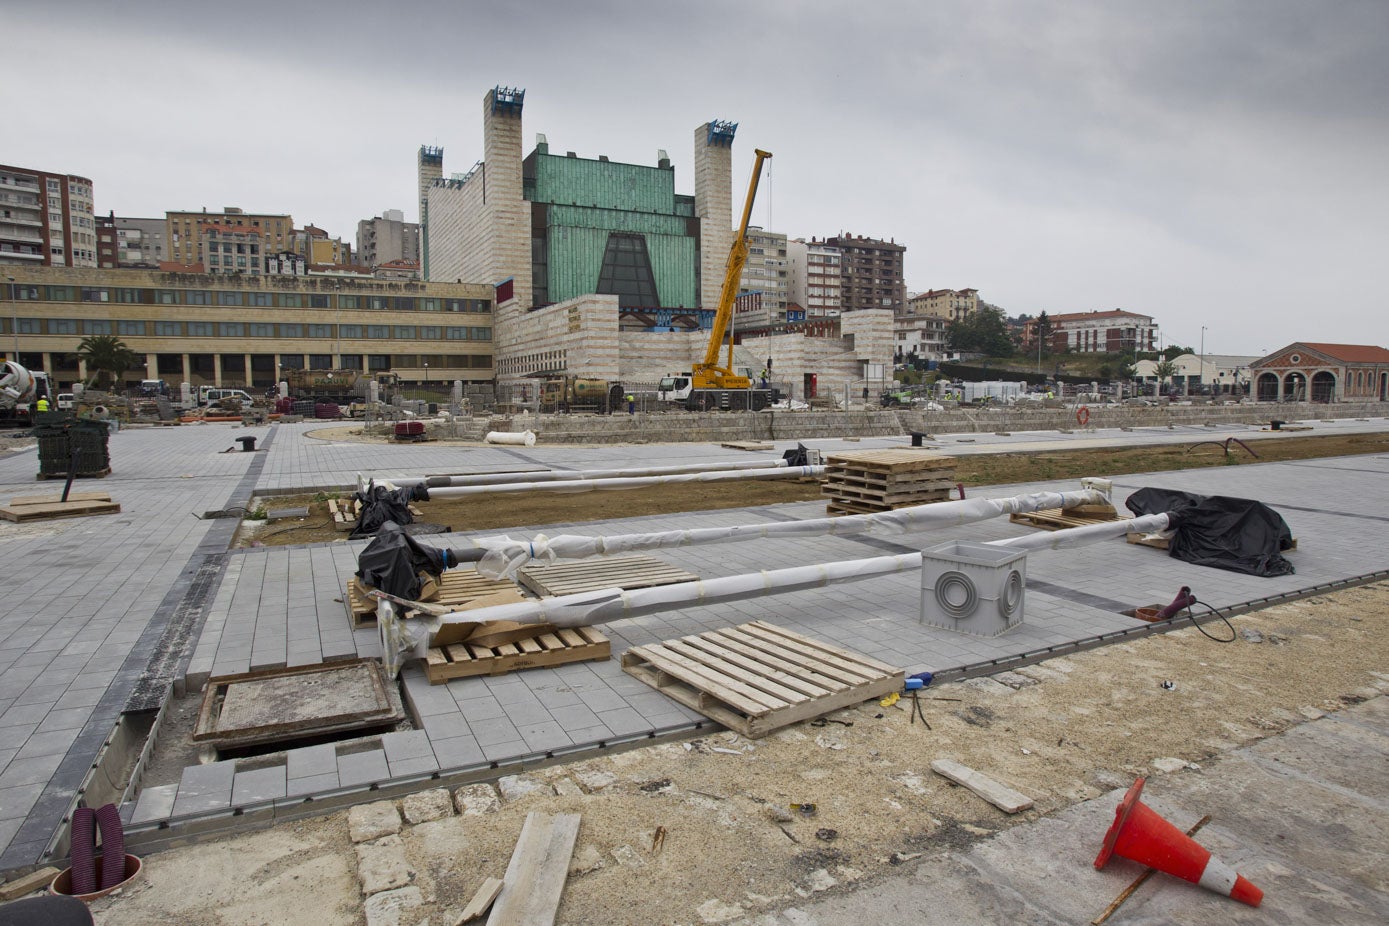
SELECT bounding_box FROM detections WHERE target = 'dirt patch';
[97,582,1388,925]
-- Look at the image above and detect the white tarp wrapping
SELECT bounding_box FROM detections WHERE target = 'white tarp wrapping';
[381,458,786,489]
[422,465,824,500]
[450,489,1108,579]
[986,512,1170,552]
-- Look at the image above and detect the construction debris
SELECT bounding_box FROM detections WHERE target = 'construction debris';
[455,877,504,924]
[930,758,1034,813]
[486,812,581,926]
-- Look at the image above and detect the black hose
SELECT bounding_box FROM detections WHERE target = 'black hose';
[1184,599,1237,643]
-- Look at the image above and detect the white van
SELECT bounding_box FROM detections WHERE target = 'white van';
[56,393,75,411]
[199,387,255,407]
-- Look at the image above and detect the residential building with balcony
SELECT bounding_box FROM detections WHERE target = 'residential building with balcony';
[0,164,98,268]
[908,287,979,322]
[1032,309,1157,354]
[166,208,293,266]
[787,238,843,317]
[199,224,263,276]
[738,226,788,318]
[822,233,905,312]
[357,209,420,269]
[113,216,167,268]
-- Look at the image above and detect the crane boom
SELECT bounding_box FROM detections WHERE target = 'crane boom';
[693,148,772,388]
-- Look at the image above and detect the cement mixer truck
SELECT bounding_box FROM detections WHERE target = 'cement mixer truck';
[1,360,51,426]
[538,376,625,414]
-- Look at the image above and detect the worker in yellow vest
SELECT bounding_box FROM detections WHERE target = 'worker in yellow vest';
[35,396,51,413]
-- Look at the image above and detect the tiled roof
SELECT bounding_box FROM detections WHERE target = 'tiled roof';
[1299,343,1389,363]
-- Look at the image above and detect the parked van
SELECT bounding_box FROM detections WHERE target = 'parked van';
[199,387,255,407]
[56,393,75,411]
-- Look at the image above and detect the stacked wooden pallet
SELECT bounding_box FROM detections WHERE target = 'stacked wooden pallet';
[621,620,903,738]
[822,449,957,514]
[516,554,698,597]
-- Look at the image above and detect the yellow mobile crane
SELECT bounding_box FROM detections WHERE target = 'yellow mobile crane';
[659,148,776,411]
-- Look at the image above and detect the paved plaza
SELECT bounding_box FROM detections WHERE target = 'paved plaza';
[1,416,1387,871]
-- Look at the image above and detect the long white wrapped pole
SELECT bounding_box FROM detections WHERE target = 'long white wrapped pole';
[985,512,1170,552]
[449,489,1107,578]
[381,458,787,489]
[423,465,823,499]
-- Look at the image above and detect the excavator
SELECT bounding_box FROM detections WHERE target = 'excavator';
[658,148,777,411]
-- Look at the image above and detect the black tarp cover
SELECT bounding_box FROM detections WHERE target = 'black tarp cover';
[355,521,447,600]
[1125,487,1295,577]
[350,481,431,539]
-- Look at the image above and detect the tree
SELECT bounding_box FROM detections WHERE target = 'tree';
[77,335,139,389]
[1153,358,1178,393]
[1036,311,1053,353]
[946,307,1016,357]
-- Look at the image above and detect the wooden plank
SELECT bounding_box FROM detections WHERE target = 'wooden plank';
[0,866,62,901]
[720,441,773,451]
[8,491,110,506]
[0,500,121,522]
[621,621,903,738]
[457,876,505,923]
[747,620,905,676]
[930,758,1034,813]
[486,812,581,926]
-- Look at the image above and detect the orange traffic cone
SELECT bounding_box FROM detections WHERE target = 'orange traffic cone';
[1094,778,1263,907]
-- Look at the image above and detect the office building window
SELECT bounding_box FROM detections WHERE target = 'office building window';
[339,324,362,338]
[46,286,75,301]
[117,288,144,304]
[393,326,415,339]
[81,288,110,302]
[394,297,415,311]
[309,295,329,308]
[187,322,212,336]
[185,290,210,305]
[249,292,271,307]
[156,290,179,305]
[367,325,389,338]
[309,354,333,369]
[83,319,113,335]
[117,320,145,336]
[217,291,241,306]
[250,323,273,337]
[155,321,183,336]
[218,322,245,337]
[308,324,332,338]
[279,323,303,338]
[17,318,41,334]
[49,319,78,335]
[369,296,388,310]
[279,354,304,370]
[421,298,440,311]
[281,294,302,308]
[368,354,391,371]
[446,327,468,340]
[471,327,491,341]
[339,295,359,309]
[419,326,441,339]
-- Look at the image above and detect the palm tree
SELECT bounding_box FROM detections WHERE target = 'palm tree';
[77,335,139,390]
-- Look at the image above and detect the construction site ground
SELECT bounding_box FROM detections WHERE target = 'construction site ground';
[1,414,1386,924]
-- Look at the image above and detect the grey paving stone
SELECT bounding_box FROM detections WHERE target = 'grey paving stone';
[337,749,390,787]
[232,765,287,805]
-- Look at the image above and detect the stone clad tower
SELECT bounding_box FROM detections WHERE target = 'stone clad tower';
[694,121,736,310]
[483,87,531,312]
[416,145,443,278]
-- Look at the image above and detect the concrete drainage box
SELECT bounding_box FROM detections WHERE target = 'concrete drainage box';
[920,541,1026,636]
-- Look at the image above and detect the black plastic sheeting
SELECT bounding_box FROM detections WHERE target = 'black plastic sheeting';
[350,481,431,539]
[1126,487,1295,577]
[355,521,448,601]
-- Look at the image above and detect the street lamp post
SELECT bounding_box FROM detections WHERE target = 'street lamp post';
[1200,326,1207,396]
[5,275,16,362]
[423,361,428,385]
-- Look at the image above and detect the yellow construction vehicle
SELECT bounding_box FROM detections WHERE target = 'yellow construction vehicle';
[660,149,776,412]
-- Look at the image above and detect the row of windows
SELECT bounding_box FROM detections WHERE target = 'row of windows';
[8,284,491,314]
[7,318,491,340]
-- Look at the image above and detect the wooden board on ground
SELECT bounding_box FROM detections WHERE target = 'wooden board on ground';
[1009,505,1120,532]
[930,758,1033,813]
[486,812,580,926]
[1127,532,1297,552]
[721,441,773,451]
[0,499,121,522]
[621,620,903,738]
[0,866,62,902]
[824,448,956,473]
[458,876,505,923]
[346,568,524,629]
[516,554,698,598]
[8,491,111,506]
[424,626,610,684]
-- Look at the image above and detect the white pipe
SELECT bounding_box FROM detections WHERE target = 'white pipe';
[985,512,1170,552]
[447,488,1106,578]
[485,429,535,446]
[422,464,824,500]
[383,458,787,489]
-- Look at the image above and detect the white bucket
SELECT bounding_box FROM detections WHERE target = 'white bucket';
[485,429,536,446]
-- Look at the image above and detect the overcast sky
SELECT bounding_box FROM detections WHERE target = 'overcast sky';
[5,0,1385,354]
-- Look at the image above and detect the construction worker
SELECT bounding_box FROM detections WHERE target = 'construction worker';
[626,392,635,415]
[34,395,51,413]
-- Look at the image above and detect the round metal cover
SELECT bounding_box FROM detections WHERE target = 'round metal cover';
[935,571,978,618]
[998,569,1024,618]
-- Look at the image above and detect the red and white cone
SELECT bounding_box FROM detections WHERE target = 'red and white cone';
[1094,778,1263,907]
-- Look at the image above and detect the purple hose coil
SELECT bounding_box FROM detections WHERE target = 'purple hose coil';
[69,806,98,895]
[95,802,126,890]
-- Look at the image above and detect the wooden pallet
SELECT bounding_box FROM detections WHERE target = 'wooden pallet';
[36,467,110,480]
[1009,505,1120,532]
[0,499,121,522]
[9,491,111,505]
[621,620,903,738]
[516,554,698,597]
[346,568,525,629]
[822,449,957,513]
[424,626,610,683]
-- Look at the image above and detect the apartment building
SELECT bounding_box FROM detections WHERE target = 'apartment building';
[894,312,948,361]
[357,209,420,269]
[0,164,98,268]
[822,233,905,312]
[1040,309,1157,354]
[293,225,353,266]
[2,266,494,390]
[908,287,979,322]
[738,226,788,317]
[166,208,294,266]
[199,224,264,276]
[113,216,167,268]
[787,238,843,317]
